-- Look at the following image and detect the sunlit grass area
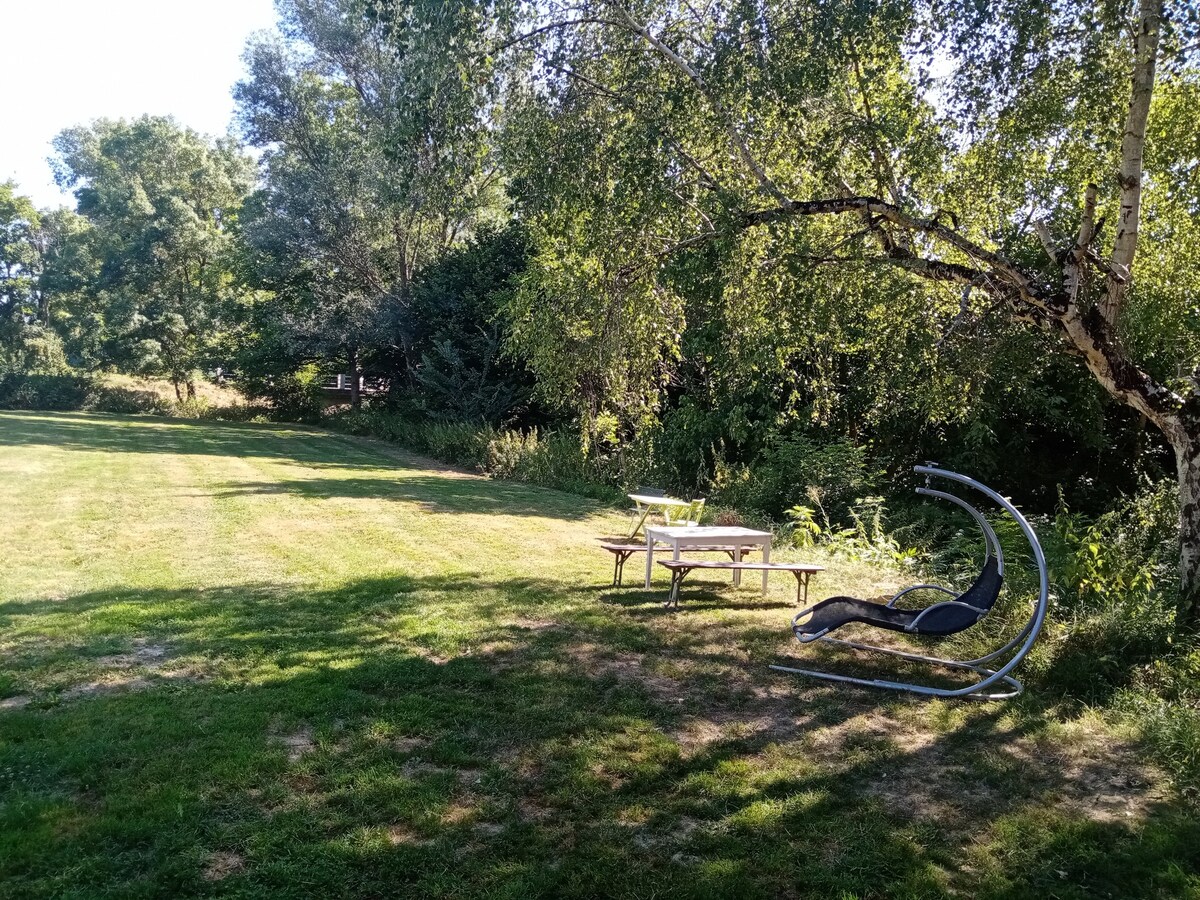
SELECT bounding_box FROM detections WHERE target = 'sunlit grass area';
[1,411,1197,898]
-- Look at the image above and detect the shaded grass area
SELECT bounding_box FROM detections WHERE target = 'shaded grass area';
[0,411,1197,898]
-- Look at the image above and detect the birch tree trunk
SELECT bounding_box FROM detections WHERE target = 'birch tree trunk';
[349,345,362,411]
[1177,438,1200,626]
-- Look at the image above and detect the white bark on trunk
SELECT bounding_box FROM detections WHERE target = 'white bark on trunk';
[1102,0,1161,323]
[1178,440,1200,627]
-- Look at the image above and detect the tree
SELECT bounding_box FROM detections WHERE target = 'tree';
[406,223,537,424]
[500,0,1200,627]
[52,116,253,399]
[0,182,91,374]
[235,0,512,406]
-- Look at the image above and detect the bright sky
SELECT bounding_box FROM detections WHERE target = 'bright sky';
[2,0,279,209]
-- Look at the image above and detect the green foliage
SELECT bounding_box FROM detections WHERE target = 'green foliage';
[331,407,623,500]
[786,493,919,565]
[0,373,171,415]
[0,374,94,411]
[717,435,870,521]
[0,183,90,376]
[234,0,512,396]
[51,116,252,390]
[1052,481,1180,616]
[241,364,328,424]
[1116,693,1200,801]
[404,225,536,424]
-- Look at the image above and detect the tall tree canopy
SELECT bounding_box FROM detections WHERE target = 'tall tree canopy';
[0,182,92,374]
[52,116,253,398]
[234,0,513,405]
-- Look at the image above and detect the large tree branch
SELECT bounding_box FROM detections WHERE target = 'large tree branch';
[605,2,790,206]
[653,190,1184,431]
[739,195,1053,310]
[1066,182,1098,302]
[1059,303,1188,441]
[1102,0,1162,324]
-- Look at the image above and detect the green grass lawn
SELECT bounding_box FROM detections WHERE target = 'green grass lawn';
[1,411,1197,898]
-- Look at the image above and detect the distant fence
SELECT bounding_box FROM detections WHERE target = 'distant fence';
[320,374,388,402]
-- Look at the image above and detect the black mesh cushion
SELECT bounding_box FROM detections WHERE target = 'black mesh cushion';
[794,597,919,637]
[910,557,1003,636]
[794,557,1004,639]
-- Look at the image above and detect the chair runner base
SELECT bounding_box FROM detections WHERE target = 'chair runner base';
[770,634,1023,700]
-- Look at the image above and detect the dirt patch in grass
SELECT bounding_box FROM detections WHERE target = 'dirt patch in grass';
[570,642,688,703]
[517,795,555,822]
[63,674,155,699]
[668,712,805,757]
[1013,724,1170,824]
[400,759,456,779]
[392,736,429,753]
[202,851,245,881]
[387,824,433,846]
[807,709,1176,829]
[94,640,170,669]
[0,695,32,710]
[509,617,559,632]
[274,726,316,763]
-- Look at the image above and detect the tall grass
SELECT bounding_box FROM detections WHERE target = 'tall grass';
[330,408,625,501]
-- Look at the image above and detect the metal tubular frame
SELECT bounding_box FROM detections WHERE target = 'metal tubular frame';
[769,465,1050,701]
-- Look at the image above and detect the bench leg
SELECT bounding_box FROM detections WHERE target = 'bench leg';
[666,566,692,609]
[610,550,638,587]
[793,572,811,605]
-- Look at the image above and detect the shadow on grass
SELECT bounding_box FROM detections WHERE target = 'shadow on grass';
[0,411,607,521]
[2,575,1198,898]
[212,475,603,520]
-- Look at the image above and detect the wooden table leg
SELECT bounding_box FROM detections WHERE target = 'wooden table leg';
[761,540,771,594]
[732,544,742,587]
[644,531,655,588]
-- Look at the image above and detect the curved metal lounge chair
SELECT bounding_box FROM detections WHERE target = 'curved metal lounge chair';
[770,465,1049,700]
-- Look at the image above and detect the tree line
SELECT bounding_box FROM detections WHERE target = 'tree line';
[2,0,1198,626]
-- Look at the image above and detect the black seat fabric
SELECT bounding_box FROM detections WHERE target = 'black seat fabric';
[794,557,1003,639]
[794,596,919,637]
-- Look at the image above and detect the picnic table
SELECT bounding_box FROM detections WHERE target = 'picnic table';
[627,493,695,538]
[644,525,773,593]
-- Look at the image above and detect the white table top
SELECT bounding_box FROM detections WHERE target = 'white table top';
[628,494,693,507]
[645,525,771,540]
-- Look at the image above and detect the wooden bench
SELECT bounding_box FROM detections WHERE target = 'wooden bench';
[658,559,824,608]
[598,542,760,587]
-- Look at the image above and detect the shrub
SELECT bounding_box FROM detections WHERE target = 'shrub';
[0,373,94,410]
[485,428,542,478]
[716,434,871,521]
[0,371,268,420]
[328,409,623,500]
[90,386,173,415]
[238,364,327,424]
[1049,480,1178,617]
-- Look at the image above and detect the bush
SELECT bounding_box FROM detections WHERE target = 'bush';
[1049,480,1178,617]
[0,373,94,410]
[717,435,871,521]
[329,409,623,501]
[0,371,268,421]
[263,369,327,424]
